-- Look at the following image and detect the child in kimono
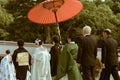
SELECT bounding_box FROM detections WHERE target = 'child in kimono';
[0,50,16,80]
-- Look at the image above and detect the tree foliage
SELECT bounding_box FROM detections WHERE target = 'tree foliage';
[0,6,14,26]
[0,0,120,46]
[4,0,44,42]
[0,0,14,40]
[0,0,9,6]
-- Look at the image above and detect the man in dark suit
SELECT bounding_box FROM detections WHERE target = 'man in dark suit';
[77,26,97,80]
[99,29,120,80]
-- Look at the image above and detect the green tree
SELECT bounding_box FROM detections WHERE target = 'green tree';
[4,0,53,43]
[0,6,14,26]
[0,1,14,40]
[1,0,120,46]
[67,1,120,46]
[4,0,42,42]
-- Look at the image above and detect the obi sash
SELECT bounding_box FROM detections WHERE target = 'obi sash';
[16,52,29,66]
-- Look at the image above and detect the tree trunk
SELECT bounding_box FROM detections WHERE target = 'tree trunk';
[44,26,51,43]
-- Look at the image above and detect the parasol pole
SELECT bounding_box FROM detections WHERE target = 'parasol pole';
[53,0,62,44]
[54,11,62,44]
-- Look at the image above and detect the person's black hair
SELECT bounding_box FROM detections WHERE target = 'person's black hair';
[35,38,43,45]
[6,50,10,54]
[52,35,60,43]
[17,39,24,46]
[39,40,42,45]
[68,28,76,41]
[68,34,76,41]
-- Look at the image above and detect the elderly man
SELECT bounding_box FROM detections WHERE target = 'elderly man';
[77,26,97,80]
[99,29,120,80]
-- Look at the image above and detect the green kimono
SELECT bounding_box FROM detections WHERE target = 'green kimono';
[56,42,83,80]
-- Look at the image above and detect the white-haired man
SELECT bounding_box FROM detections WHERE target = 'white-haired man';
[82,25,91,36]
[77,26,97,80]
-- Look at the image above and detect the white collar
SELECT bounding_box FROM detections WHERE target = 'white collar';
[69,41,75,44]
[84,34,90,37]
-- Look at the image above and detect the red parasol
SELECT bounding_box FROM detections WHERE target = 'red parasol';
[28,0,83,24]
[28,0,83,43]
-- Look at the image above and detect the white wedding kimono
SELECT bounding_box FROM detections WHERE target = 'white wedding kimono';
[31,46,52,80]
[0,54,16,80]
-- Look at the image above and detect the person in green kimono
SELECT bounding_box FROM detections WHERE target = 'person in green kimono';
[56,34,83,80]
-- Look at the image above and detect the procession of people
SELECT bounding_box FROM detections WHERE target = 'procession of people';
[0,26,120,80]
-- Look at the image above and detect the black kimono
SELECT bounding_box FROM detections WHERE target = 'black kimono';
[50,43,61,76]
[12,46,31,80]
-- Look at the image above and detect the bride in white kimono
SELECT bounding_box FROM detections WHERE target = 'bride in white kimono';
[31,39,52,80]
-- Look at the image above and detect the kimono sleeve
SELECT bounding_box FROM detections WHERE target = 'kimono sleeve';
[56,44,69,80]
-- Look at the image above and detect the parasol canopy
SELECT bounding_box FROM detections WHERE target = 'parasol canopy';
[28,0,83,24]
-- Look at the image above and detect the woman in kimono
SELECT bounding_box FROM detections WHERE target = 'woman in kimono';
[12,39,31,80]
[50,35,62,80]
[0,50,16,80]
[56,34,83,80]
[31,39,52,80]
